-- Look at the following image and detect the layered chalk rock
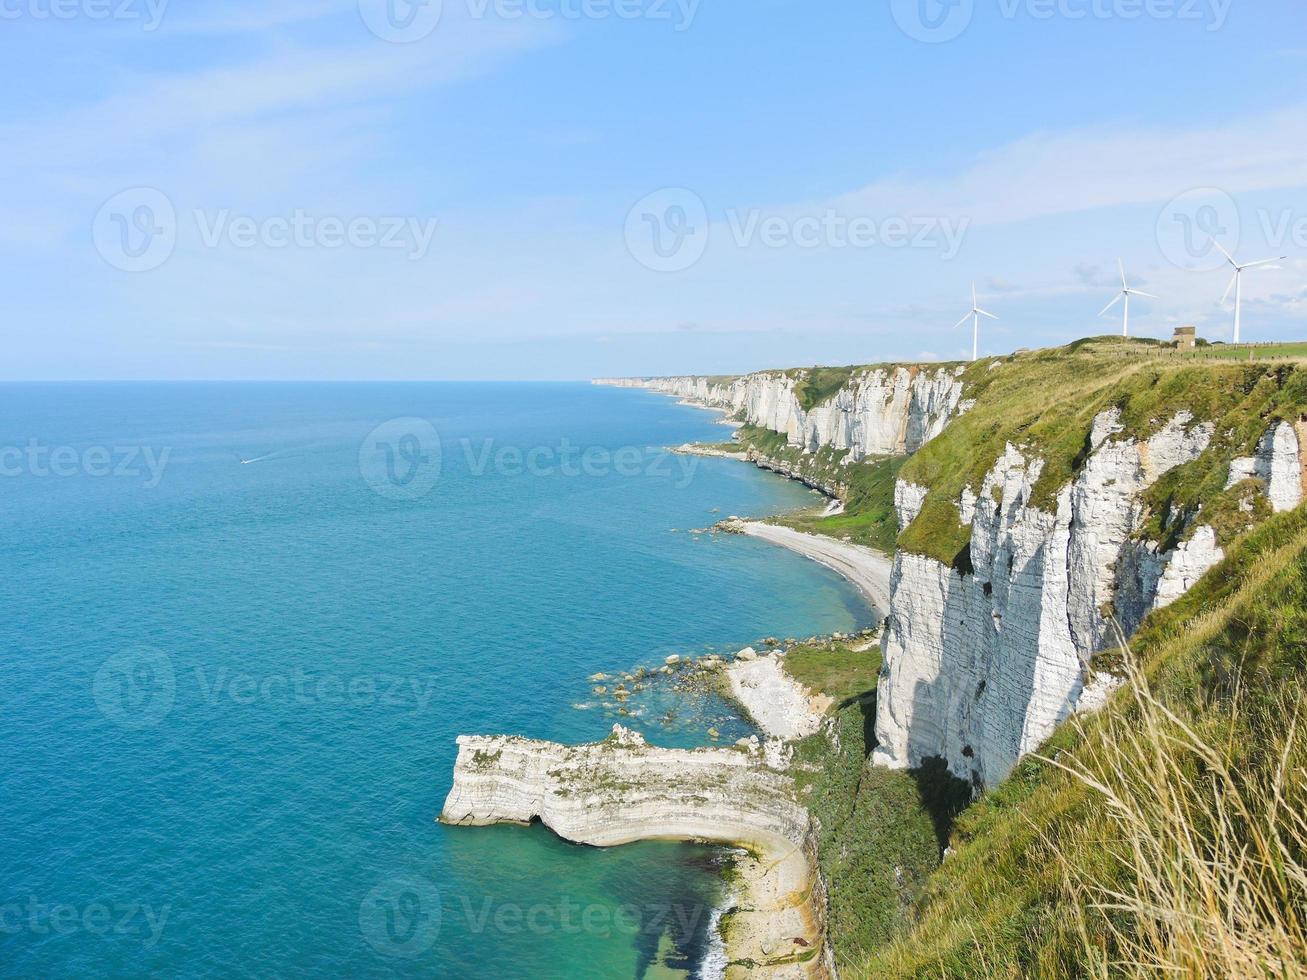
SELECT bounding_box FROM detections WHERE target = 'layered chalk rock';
[599,366,967,462]
[873,410,1225,788]
[441,726,832,978]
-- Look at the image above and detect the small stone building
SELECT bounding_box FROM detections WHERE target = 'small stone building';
[1173,325,1197,350]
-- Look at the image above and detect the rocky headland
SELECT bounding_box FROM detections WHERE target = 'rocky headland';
[440,725,833,978]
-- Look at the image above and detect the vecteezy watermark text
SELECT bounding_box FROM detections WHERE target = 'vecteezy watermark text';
[724,208,969,256]
[891,0,1230,43]
[459,438,699,487]
[193,666,442,714]
[0,0,168,30]
[357,0,700,44]
[0,441,171,488]
[0,897,170,948]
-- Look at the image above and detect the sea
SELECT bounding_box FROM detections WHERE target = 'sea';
[0,381,870,978]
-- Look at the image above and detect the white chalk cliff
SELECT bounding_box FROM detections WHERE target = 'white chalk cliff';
[873,411,1304,789]
[600,366,967,461]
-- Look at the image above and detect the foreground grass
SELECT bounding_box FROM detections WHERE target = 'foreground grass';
[853,507,1307,978]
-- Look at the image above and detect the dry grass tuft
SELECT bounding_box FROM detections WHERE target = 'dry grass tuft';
[1045,633,1307,979]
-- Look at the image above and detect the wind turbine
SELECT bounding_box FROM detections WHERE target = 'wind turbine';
[1214,242,1285,344]
[954,282,997,362]
[1098,259,1156,337]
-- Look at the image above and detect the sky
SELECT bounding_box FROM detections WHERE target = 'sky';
[2,0,1307,380]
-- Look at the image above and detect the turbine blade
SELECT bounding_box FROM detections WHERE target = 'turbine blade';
[1242,257,1283,270]
[1100,293,1123,316]
[1212,240,1236,266]
[975,308,998,320]
[954,313,972,329]
[1118,258,1127,289]
[1221,271,1238,305]
[1131,290,1159,299]
[971,282,977,307]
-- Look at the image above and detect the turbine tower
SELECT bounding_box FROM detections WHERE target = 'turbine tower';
[1215,242,1284,344]
[954,282,997,362]
[1099,259,1156,337]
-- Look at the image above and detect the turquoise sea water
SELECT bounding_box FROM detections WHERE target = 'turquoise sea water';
[0,383,869,978]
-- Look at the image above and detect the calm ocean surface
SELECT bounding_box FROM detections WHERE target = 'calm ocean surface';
[0,382,869,978]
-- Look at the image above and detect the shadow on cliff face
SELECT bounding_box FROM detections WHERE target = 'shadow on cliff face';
[849,692,970,850]
[847,689,878,759]
[907,758,972,851]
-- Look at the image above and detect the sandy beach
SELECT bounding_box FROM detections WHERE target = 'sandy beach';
[737,522,893,618]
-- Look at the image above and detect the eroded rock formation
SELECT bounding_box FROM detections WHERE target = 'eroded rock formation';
[440,726,832,978]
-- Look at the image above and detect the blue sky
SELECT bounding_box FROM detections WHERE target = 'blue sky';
[3,0,1306,379]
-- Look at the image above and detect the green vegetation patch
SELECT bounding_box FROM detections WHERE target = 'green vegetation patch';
[783,638,881,708]
[730,425,903,553]
[792,366,860,412]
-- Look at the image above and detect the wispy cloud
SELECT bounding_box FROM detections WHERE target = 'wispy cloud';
[832,106,1307,227]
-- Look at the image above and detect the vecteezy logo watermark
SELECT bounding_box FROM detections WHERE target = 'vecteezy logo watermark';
[192,667,442,715]
[360,879,442,958]
[724,208,969,258]
[92,188,177,274]
[624,188,710,273]
[0,0,169,30]
[891,0,974,43]
[0,897,171,948]
[359,418,443,500]
[358,0,444,42]
[0,441,171,487]
[93,647,176,730]
[1156,187,1240,271]
[93,188,441,273]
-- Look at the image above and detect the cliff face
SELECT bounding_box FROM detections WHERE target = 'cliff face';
[874,412,1305,788]
[606,366,967,461]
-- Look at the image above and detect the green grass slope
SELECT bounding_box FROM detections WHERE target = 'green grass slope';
[851,506,1307,978]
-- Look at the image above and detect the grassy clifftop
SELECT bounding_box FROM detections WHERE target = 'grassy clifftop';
[897,338,1307,565]
[731,338,1307,564]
